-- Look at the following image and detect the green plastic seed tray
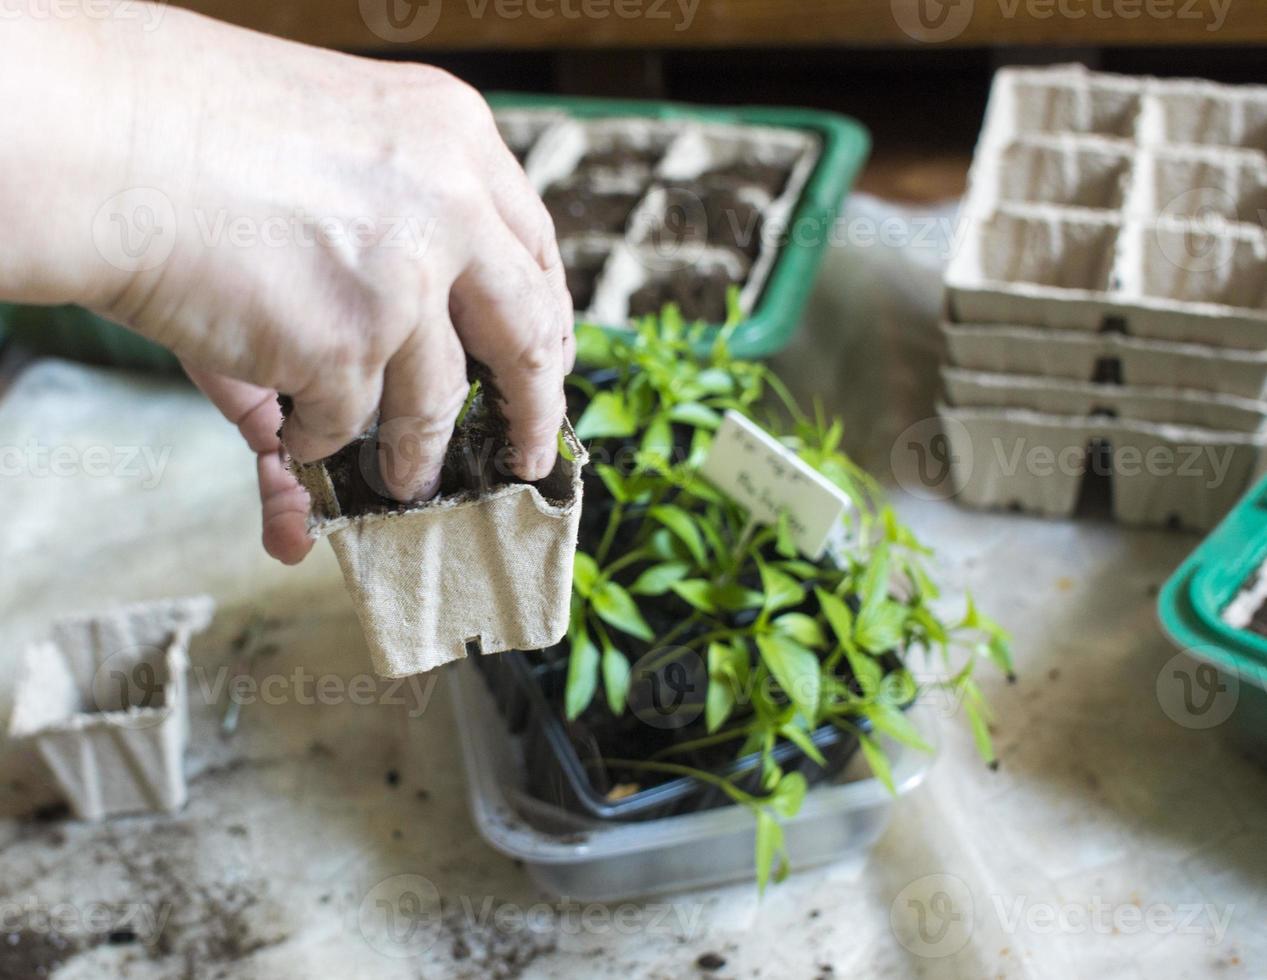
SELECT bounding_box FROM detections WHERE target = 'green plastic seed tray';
[488,93,871,361]
[1159,472,1267,757]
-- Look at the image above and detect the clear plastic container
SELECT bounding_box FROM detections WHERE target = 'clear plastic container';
[448,658,937,902]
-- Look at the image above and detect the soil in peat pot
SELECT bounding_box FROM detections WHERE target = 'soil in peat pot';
[281,360,571,519]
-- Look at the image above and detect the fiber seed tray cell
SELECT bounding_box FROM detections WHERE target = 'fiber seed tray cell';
[946,65,1267,349]
[490,94,870,359]
[941,367,1267,434]
[937,403,1267,530]
[941,322,1267,400]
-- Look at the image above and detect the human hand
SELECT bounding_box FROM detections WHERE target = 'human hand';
[0,5,574,560]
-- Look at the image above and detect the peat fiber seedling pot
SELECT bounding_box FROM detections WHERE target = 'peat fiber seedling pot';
[8,596,215,821]
[290,389,588,679]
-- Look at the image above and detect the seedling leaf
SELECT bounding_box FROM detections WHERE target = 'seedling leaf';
[758,561,804,616]
[629,561,691,596]
[591,580,654,641]
[650,505,707,565]
[756,634,820,721]
[671,579,717,614]
[859,733,896,794]
[565,628,600,721]
[572,552,599,599]
[601,643,631,715]
[576,390,637,441]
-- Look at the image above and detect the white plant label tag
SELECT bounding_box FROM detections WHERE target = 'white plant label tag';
[700,410,851,560]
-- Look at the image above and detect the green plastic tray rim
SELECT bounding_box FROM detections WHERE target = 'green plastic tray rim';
[1159,473,1267,682]
[488,92,871,361]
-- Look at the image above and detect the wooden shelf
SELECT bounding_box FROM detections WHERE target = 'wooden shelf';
[176,0,1267,51]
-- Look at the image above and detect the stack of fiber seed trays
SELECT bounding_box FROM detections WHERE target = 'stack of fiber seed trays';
[940,64,1267,530]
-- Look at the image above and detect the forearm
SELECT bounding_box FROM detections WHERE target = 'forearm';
[0,5,148,306]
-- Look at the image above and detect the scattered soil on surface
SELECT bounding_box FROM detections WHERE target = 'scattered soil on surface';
[105,822,288,977]
[445,900,557,980]
[0,929,84,978]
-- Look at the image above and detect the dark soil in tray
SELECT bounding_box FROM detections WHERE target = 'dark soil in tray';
[700,160,792,198]
[650,183,766,259]
[628,266,739,323]
[699,185,766,258]
[544,183,644,237]
[574,140,668,180]
[563,247,609,310]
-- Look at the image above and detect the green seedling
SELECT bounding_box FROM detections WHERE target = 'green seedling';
[565,300,1012,892]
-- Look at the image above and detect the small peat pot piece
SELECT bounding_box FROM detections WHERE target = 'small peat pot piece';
[8,596,216,821]
[288,382,588,679]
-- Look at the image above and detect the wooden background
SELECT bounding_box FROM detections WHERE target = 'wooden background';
[176,0,1267,51]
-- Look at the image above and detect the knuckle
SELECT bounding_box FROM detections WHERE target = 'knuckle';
[440,174,490,224]
[423,69,495,136]
[514,331,557,378]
